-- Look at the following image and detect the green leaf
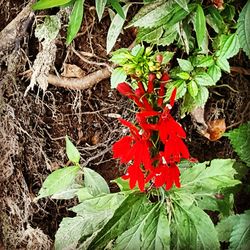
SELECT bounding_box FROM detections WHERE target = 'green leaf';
[237,0,250,59]
[165,80,187,101]
[84,167,110,196]
[111,177,131,191]
[158,25,178,46]
[216,215,240,242]
[66,0,84,45]
[32,0,72,10]
[187,80,198,98]
[196,86,209,107]
[96,0,107,21]
[194,72,215,86]
[35,15,61,42]
[181,159,241,192]
[196,56,214,68]
[174,0,189,12]
[194,4,206,48]
[206,6,226,33]
[55,193,125,249]
[225,121,250,167]
[76,187,93,202]
[216,34,240,59]
[37,166,80,199]
[111,67,127,89]
[65,135,80,164]
[110,0,125,19]
[137,27,164,44]
[173,204,220,250]
[106,4,130,54]
[229,210,250,250]
[208,64,222,83]
[110,48,130,64]
[89,194,147,249]
[216,57,230,72]
[177,72,190,80]
[160,51,175,64]
[177,59,194,72]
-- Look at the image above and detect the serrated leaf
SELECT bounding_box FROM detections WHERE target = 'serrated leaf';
[173,204,220,250]
[32,0,72,10]
[84,167,110,196]
[35,15,61,42]
[174,0,189,12]
[37,166,80,199]
[196,86,209,107]
[160,51,174,64]
[110,48,130,64]
[216,215,240,242]
[216,57,230,72]
[55,193,125,249]
[65,135,80,164]
[177,58,194,72]
[127,1,171,28]
[89,194,147,249]
[206,6,226,34]
[106,4,130,54]
[194,4,206,48]
[177,72,190,80]
[181,159,241,192]
[158,25,178,46]
[225,121,250,167]
[196,56,214,68]
[194,72,215,86]
[187,80,198,97]
[111,67,127,89]
[96,0,107,21]
[216,34,240,59]
[66,0,84,45]
[165,80,187,101]
[229,210,250,250]
[208,64,222,83]
[237,0,250,59]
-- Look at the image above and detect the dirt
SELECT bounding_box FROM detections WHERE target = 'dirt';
[0,1,250,249]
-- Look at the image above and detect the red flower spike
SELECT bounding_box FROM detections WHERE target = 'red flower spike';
[170,88,177,107]
[157,83,166,107]
[165,164,181,190]
[112,136,133,163]
[137,81,145,94]
[156,54,163,63]
[161,73,170,83]
[147,73,156,93]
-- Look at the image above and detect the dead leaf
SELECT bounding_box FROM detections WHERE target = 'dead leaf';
[207,119,226,141]
[61,63,85,78]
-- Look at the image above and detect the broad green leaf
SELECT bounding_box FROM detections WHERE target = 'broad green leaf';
[89,194,148,249]
[51,187,81,199]
[173,204,220,250]
[110,0,125,19]
[229,210,250,250]
[158,25,178,46]
[37,166,80,199]
[165,80,187,101]
[160,51,175,64]
[194,4,206,48]
[107,4,130,54]
[194,72,215,86]
[111,177,131,191]
[137,27,164,44]
[76,187,93,202]
[177,72,190,80]
[187,80,198,98]
[216,34,240,59]
[206,6,226,33]
[195,86,209,107]
[216,57,230,72]
[65,135,80,164]
[96,0,107,21]
[181,92,196,115]
[177,59,193,72]
[196,56,214,68]
[127,1,172,28]
[110,48,131,64]
[32,0,72,10]
[35,15,61,42]
[55,193,125,249]
[174,0,189,12]
[66,0,84,45]
[208,64,222,83]
[221,5,235,21]
[216,215,240,242]
[225,121,250,167]
[111,67,127,89]
[84,167,110,196]
[181,159,241,192]
[237,0,250,59]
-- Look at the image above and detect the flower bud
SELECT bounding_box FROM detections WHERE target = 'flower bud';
[156,54,163,63]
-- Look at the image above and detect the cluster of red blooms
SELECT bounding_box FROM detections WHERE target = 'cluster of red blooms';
[112,73,192,192]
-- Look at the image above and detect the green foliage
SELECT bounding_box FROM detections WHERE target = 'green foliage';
[36,165,81,199]
[106,4,130,54]
[172,204,220,250]
[32,0,72,10]
[237,0,250,59]
[66,0,84,45]
[225,122,250,167]
[194,4,206,49]
[229,210,250,250]
[111,67,127,89]
[96,0,108,21]
[65,135,80,164]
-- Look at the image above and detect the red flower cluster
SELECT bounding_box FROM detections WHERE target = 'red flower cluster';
[113,73,191,191]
